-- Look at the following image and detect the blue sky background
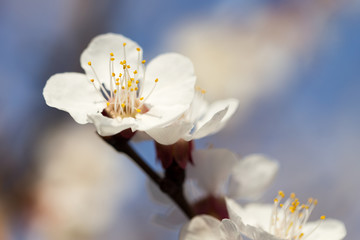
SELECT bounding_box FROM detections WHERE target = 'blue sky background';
[0,0,359,239]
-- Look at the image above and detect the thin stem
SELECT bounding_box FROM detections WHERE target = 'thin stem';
[101,136,194,219]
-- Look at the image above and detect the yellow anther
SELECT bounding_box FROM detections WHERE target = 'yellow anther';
[142,60,146,64]
[274,198,278,203]
[116,78,119,81]
[299,233,304,239]
[120,61,124,65]
[106,102,110,107]
[123,65,126,69]
[136,80,139,84]
[130,88,134,92]
[279,203,284,207]
[289,206,296,213]
[155,78,158,83]
[110,58,115,61]
[127,65,131,68]
[136,47,140,51]
[123,60,126,64]
[135,87,138,91]
[121,103,125,108]
[314,199,318,205]
[112,73,115,77]
[201,89,206,94]
[290,193,296,199]
[116,82,120,86]
[114,90,117,93]
[320,215,326,220]
[136,108,141,113]
[119,73,122,77]
[134,70,138,74]
[110,53,114,56]
[278,191,285,198]
[90,79,94,82]
[308,198,313,204]
[130,78,134,81]
[88,61,92,66]
[121,86,125,89]
[123,42,127,46]
[140,97,144,101]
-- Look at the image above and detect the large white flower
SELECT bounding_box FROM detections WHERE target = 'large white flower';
[226,193,346,240]
[146,89,239,145]
[180,195,346,240]
[149,148,278,225]
[43,33,196,137]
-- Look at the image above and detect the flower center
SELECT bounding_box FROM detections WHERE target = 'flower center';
[87,43,158,119]
[269,191,326,240]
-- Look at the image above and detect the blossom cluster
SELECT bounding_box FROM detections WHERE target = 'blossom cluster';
[43,33,346,240]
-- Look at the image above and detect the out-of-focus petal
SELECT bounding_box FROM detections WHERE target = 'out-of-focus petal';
[303,219,346,240]
[228,154,278,200]
[187,149,238,195]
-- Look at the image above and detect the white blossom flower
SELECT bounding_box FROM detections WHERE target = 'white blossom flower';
[43,33,196,137]
[146,88,239,145]
[179,215,243,240]
[149,148,278,225]
[226,192,346,240]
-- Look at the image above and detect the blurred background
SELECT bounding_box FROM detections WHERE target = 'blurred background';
[0,0,359,239]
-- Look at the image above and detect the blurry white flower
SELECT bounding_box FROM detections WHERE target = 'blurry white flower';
[146,88,239,145]
[226,192,346,240]
[149,148,278,225]
[30,123,139,240]
[43,33,196,137]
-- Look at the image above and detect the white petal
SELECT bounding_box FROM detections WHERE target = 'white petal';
[138,103,190,131]
[80,33,142,89]
[187,92,209,123]
[189,98,239,140]
[187,149,238,195]
[179,215,221,240]
[303,219,346,240]
[142,53,196,107]
[87,114,137,136]
[220,219,242,240]
[241,203,273,230]
[145,120,193,145]
[43,72,105,124]
[225,198,249,226]
[228,154,278,200]
[225,199,278,240]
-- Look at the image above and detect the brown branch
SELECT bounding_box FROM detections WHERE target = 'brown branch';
[101,135,194,219]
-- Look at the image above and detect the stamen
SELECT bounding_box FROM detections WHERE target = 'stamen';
[269,191,326,240]
[89,64,110,99]
[86,43,155,119]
